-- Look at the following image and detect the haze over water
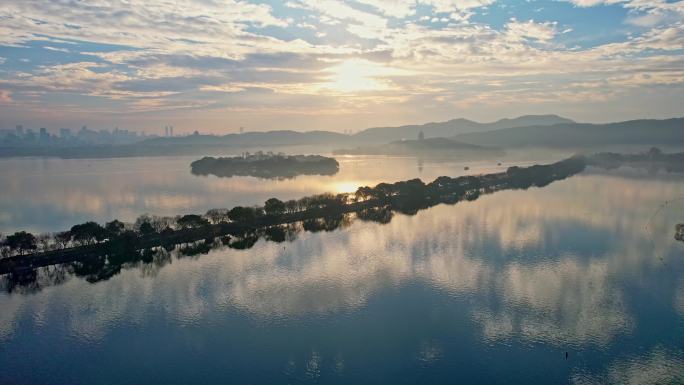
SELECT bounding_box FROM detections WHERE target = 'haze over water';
[1,158,683,384]
[0,154,557,234]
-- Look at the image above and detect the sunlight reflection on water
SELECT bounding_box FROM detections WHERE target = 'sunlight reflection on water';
[0,155,514,233]
[0,161,683,384]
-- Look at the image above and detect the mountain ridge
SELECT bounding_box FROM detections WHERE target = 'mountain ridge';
[333,137,503,158]
[452,118,684,148]
[6,115,681,159]
[350,114,574,143]
[141,114,574,147]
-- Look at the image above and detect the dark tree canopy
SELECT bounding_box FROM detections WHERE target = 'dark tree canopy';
[70,222,107,245]
[177,214,210,229]
[355,186,374,201]
[55,231,72,249]
[205,208,229,224]
[191,153,339,179]
[228,206,260,222]
[139,222,156,235]
[285,199,298,213]
[4,231,37,255]
[264,198,286,215]
[105,220,125,236]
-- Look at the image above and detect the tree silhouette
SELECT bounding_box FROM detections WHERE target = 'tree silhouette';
[55,231,72,249]
[177,214,210,229]
[228,206,260,222]
[0,156,588,270]
[36,233,52,252]
[4,231,37,255]
[139,221,156,235]
[70,222,107,245]
[264,198,286,215]
[355,186,374,201]
[205,208,229,224]
[105,220,125,236]
[285,199,299,213]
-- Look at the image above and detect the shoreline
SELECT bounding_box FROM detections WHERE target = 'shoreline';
[0,156,586,275]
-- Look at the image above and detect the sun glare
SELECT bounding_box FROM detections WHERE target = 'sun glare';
[324,59,394,92]
[334,181,362,193]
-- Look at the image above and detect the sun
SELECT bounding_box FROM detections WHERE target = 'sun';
[333,181,362,194]
[323,59,394,92]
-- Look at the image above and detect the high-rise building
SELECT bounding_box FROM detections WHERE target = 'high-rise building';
[25,129,36,141]
[15,125,24,137]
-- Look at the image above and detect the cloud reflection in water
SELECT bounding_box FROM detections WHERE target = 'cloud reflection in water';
[0,170,683,373]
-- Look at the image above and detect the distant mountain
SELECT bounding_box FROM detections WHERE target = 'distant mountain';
[484,115,575,130]
[139,115,571,149]
[0,130,350,158]
[9,115,680,160]
[453,118,684,148]
[351,115,573,144]
[143,130,347,147]
[333,137,503,158]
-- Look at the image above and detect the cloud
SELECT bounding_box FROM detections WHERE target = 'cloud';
[0,90,12,103]
[572,347,684,385]
[421,0,495,12]
[563,0,684,28]
[0,0,290,52]
[625,2,684,27]
[505,19,558,42]
[0,0,683,130]
[286,0,390,39]
[44,46,70,53]
[564,0,624,7]
[355,0,417,18]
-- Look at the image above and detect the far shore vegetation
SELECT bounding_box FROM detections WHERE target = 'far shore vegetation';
[333,135,503,159]
[588,147,684,173]
[190,152,339,179]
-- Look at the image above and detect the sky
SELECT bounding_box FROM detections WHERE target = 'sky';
[0,0,683,134]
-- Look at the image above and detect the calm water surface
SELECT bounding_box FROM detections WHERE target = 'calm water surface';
[0,157,683,384]
[0,154,528,234]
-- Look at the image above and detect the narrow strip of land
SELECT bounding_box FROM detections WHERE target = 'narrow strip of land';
[0,156,586,275]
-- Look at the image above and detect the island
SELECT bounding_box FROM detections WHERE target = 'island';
[190,152,340,179]
[332,137,503,159]
[588,147,684,173]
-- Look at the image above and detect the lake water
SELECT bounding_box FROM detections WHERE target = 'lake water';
[0,154,551,234]
[1,156,683,384]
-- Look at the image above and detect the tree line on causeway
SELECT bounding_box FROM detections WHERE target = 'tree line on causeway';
[0,156,587,275]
